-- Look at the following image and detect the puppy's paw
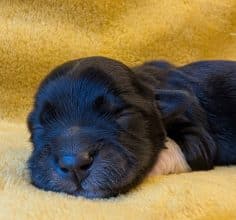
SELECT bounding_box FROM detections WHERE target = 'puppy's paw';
[149,138,191,176]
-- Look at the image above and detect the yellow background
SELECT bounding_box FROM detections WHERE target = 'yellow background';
[0,1,236,219]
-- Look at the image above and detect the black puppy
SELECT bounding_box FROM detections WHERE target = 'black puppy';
[27,56,236,198]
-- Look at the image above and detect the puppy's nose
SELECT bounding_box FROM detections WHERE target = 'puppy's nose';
[58,154,93,173]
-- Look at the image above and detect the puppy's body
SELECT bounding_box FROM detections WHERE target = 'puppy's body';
[28,57,236,198]
[134,60,236,169]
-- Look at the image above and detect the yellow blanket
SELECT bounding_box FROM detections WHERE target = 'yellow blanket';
[0,0,236,219]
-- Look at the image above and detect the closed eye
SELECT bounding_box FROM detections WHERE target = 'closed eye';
[115,107,141,132]
[117,110,136,118]
[114,107,139,121]
[112,106,126,115]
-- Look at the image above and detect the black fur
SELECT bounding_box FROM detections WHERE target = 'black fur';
[134,60,236,169]
[27,57,236,198]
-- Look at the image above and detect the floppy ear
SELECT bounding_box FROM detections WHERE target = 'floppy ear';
[155,89,193,121]
[39,101,58,125]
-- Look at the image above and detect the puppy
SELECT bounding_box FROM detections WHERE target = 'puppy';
[27,56,236,198]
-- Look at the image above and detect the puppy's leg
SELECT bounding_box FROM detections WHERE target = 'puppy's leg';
[149,138,191,175]
[170,124,217,171]
[149,125,217,175]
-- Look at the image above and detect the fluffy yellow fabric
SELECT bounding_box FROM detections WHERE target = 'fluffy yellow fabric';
[1,121,236,220]
[0,0,236,219]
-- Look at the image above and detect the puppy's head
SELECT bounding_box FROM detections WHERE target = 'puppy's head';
[27,56,166,198]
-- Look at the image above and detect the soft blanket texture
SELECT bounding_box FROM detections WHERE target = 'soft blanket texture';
[0,0,236,219]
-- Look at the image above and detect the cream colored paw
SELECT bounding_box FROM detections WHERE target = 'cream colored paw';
[148,137,191,176]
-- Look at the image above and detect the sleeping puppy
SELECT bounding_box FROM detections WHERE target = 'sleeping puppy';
[27,56,236,198]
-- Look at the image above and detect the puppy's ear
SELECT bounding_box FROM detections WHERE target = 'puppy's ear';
[39,102,57,125]
[155,89,193,122]
[27,102,54,133]
[27,110,44,145]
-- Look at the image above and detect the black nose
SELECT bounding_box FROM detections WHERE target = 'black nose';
[57,153,93,173]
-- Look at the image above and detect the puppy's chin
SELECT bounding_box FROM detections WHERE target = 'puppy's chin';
[148,137,191,176]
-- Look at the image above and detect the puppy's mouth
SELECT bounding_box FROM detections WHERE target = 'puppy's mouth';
[62,171,125,199]
[73,170,90,184]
